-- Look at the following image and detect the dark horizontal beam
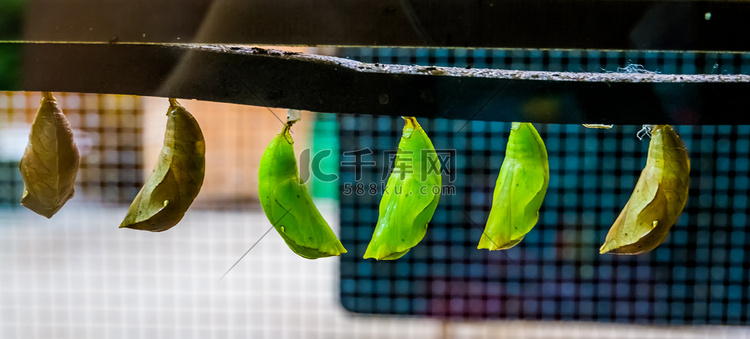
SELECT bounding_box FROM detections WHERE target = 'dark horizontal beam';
[5,42,750,125]
[14,0,750,52]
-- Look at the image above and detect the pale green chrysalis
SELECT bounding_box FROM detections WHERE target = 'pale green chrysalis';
[258,121,347,259]
[479,122,548,250]
[364,116,442,260]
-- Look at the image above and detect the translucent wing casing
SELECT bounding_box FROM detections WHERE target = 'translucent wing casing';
[258,124,347,259]
[120,99,205,232]
[600,124,690,254]
[479,122,549,250]
[19,92,80,218]
[364,116,442,260]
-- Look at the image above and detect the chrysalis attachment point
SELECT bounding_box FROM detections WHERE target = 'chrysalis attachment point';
[637,124,655,140]
[287,109,302,125]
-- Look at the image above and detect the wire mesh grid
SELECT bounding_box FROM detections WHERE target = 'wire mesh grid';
[339,119,750,324]
[0,92,143,205]
[1,46,750,338]
[0,93,457,339]
[337,47,750,325]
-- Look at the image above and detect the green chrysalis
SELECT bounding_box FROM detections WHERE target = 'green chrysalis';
[479,122,548,250]
[258,122,347,259]
[364,116,442,260]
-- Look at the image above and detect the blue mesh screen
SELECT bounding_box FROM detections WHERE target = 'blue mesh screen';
[337,48,750,324]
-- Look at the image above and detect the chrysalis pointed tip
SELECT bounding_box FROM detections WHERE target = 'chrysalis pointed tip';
[36,212,54,219]
[363,245,405,260]
[362,246,377,260]
[20,200,57,219]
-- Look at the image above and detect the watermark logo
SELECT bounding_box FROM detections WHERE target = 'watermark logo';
[381,148,456,182]
[341,148,376,181]
[298,147,457,196]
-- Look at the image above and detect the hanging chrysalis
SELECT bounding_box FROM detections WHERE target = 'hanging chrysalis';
[120,98,205,232]
[258,110,347,259]
[364,116,441,260]
[600,124,690,255]
[19,92,80,218]
[478,122,549,250]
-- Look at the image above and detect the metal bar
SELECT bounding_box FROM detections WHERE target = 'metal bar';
[6,42,750,125]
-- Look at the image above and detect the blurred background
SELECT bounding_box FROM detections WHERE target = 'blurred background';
[2,0,750,338]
